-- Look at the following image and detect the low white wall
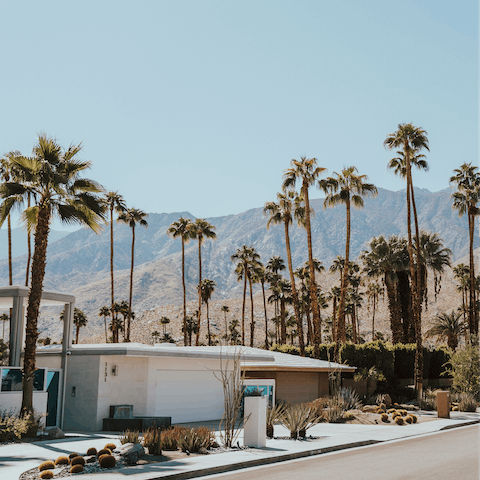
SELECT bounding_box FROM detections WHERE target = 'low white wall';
[0,391,48,425]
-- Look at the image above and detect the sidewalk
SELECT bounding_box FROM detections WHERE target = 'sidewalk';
[2,411,478,480]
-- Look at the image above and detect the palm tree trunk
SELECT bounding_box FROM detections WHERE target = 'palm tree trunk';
[303,181,321,358]
[104,316,108,342]
[241,268,247,345]
[284,221,305,355]
[25,196,31,286]
[76,325,79,344]
[22,206,50,416]
[280,298,286,344]
[196,237,202,345]
[249,274,254,347]
[468,211,476,335]
[8,214,12,285]
[182,238,187,345]
[206,300,211,346]
[261,280,268,348]
[110,206,116,331]
[372,294,376,341]
[128,225,135,342]
[337,200,351,347]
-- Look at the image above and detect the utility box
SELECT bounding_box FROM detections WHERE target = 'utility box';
[244,396,267,448]
[436,390,450,418]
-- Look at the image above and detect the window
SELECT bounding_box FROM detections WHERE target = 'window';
[1,368,45,392]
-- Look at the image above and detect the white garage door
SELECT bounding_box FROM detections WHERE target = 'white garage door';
[154,369,225,423]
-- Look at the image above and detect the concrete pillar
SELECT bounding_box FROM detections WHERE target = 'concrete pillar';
[8,296,24,366]
[60,301,74,430]
[244,396,267,448]
[436,390,450,418]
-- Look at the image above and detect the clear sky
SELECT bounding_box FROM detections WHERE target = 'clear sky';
[0,0,477,228]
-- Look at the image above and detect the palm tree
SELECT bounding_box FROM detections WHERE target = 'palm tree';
[73,309,87,345]
[319,166,377,348]
[231,245,259,345]
[160,316,170,336]
[221,305,230,346]
[366,282,383,341]
[118,299,130,341]
[253,264,270,348]
[103,192,126,327]
[283,157,326,358]
[453,263,470,328]
[182,315,198,346]
[167,217,195,345]
[199,279,216,345]
[189,219,216,345]
[0,134,105,416]
[0,313,9,340]
[264,190,306,355]
[384,123,429,399]
[450,163,480,336]
[426,311,465,350]
[117,208,148,342]
[99,306,111,343]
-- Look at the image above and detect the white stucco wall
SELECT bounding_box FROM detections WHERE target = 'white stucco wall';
[0,391,48,423]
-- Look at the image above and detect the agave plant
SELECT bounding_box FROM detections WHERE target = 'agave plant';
[279,404,320,439]
[338,387,362,411]
[266,403,286,438]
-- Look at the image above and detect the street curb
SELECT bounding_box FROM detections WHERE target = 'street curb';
[143,440,381,480]
[440,419,480,431]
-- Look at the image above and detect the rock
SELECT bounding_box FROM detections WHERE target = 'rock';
[383,394,392,408]
[199,447,208,454]
[47,427,65,439]
[116,443,145,465]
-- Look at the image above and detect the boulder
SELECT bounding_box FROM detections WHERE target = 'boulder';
[115,443,145,465]
[47,427,65,439]
[383,394,392,408]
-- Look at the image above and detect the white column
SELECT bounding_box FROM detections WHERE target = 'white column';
[243,396,267,448]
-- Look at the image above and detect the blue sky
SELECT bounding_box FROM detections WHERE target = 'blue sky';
[0,0,477,229]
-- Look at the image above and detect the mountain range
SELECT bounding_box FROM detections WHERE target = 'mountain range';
[0,187,475,327]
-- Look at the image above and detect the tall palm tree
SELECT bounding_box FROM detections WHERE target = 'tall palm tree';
[199,278,216,345]
[160,316,170,336]
[264,190,306,355]
[319,166,377,347]
[231,245,259,345]
[167,217,195,345]
[99,306,111,343]
[384,123,429,400]
[60,307,88,344]
[103,192,126,327]
[426,311,465,350]
[221,305,230,346]
[453,263,470,328]
[190,219,216,345]
[450,163,480,336]
[253,263,270,348]
[366,282,383,341]
[283,157,326,358]
[0,134,105,415]
[117,208,148,341]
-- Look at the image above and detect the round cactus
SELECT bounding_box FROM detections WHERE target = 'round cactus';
[410,414,418,423]
[395,416,404,425]
[97,448,112,457]
[401,409,408,416]
[379,403,386,410]
[39,471,54,480]
[405,415,413,424]
[71,456,85,466]
[104,442,117,451]
[376,408,385,414]
[69,452,79,460]
[86,447,97,456]
[392,411,399,418]
[55,456,69,465]
[70,464,84,474]
[39,461,55,472]
[387,408,396,414]
[99,454,116,469]
[381,413,389,422]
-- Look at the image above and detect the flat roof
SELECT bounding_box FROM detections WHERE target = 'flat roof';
[0,285,75,308]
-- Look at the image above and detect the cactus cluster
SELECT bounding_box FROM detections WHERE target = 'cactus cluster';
[99,454,117,469]
[70,464,84,473]
[87,447,98,456]
[55,456,69,465]
[39,471,54,479]
[105,442,117,451]
[38,461,55,472]
[97,448,112,457]
[71,456,85,466]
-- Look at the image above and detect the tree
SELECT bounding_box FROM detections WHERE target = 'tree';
[426,311,465,350]
[189,219,216,345]
[264,189,306,355]
[221,305,230,346]
[450,163,480,336]
[453,263,470,330]
[253,264,270,348]
[167,217,195,345]
[99,306,111,343]
[182,315,198,346]
[0,134,105,417]
[199,279,216,345]
[117,208,148,342]
[319,166,377,349]
[0,313,9,340]
[231,245,259,345]
[366,282,383,341]
[118,299,130,341]
[384,123,429,400]
[60,307,88,345]
[103,192,126,329]
[160,316,170,336]
[283,157,326,358]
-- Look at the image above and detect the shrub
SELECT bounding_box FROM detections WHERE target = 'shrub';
[280,404,320,438]
[70,464,84,474]
[444,343,480,396]
[405,416,413,424]
[120,430,139,445]
[194,426,216,449]
[104,442,117,450]
[68,452,79,460]
[266,403,287,438]
[99,454,116,469]
[97,448,112,457]
[342,411,356,421]
[381,413,389,422]
[420,388,438,410]
[55,456,69,465]
[86,447,97,456]
[160,426,189,451]
[143,427,162,456]
[71,456,85,466]
[178,429,204,453]
[39,461,55,472]
[338,387,362,411]
[306,398,328,419]
[0,411,30,442]
[39,471,54,479]
[324,395,348,423]
[457,392,479,412]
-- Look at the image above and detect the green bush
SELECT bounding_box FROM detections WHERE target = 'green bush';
[444,342,480,395]
[428,347,451,379]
